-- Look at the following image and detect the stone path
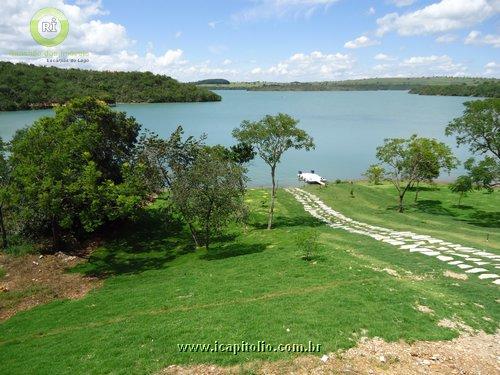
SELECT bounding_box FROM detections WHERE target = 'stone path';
[285,188,500,285]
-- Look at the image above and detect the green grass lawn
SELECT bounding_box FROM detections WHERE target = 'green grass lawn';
[0,188,498,374]
[304,182,499,253]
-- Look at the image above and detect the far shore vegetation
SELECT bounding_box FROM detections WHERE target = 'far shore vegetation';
[0,62,221,111]
[197,76,500,97]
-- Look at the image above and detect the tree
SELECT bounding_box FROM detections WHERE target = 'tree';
[10,97,155,248]
[376,135,457,212]
[445,98,499,161]
[0,138,10,248]
[136,126,205,245]
[170,148,247,251]
[464,157,499,192]
[449,176,473,207]
[232,113,314,229]
[410,137,458,202]
[363,164,385,185]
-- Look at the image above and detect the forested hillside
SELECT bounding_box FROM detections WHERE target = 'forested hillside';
[0,62,221,110]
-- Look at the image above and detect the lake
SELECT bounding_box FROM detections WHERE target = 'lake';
[0,90,473,186]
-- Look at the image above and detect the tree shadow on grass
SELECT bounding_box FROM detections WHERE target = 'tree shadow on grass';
[201,242,268,261]
[73,207,196,277]
[408,186,441,192]
[386,200,455,217]
[465,211,500,228]
[249,215,324,230]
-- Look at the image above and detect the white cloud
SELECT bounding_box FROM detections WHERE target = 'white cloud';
[388,0,417,7]
[208,21,219,29]
[222,59,232,65]
[400,54,467,75]
[232,0,339,22]
[376,0,500,36]
[464,30,500,47]
[374,53,397,61]
[435,34,457,43]
[251,51,356,80]
[174,31,182,38]
[344,35,380,49]
[0,0,132,52]
[484,61,499,74]
[368,7,376,15]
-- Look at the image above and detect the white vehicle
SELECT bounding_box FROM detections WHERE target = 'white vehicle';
[298,170,327,186]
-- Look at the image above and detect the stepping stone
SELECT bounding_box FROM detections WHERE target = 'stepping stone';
[473,261,489,265]
[421,251,440,256]
[437,246,449,251]
[465,258,482,262]
[494,279,500,285]
[437,255,454,262]
[465,268,488,274]
[457,264,473,269]
[448,261,463,265]
[400,244,420,250]
[428,239,443,244]
[478,274,499,279]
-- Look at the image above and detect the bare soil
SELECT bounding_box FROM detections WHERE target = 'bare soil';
[0,252,101,321]
[160,331,500,375]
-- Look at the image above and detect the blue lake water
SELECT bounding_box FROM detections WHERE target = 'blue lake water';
[0,90,473,186]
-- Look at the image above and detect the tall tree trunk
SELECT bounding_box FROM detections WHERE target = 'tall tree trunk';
[204,224,210,252]
[267,165,276,230]
[0,205,7,249]
[414,181,420,202]
[51,216,61,250]
[458,192,463,207]
[398,194,404,213]
[187,222,200,247]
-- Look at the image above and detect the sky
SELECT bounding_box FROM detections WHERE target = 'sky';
[0,0,499,82]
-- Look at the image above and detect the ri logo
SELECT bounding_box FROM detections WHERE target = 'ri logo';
[30,8,69,47]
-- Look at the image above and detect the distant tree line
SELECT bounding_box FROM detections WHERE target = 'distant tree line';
[0,62,221,111]
[205,77,499,98]
[409,82,500,97]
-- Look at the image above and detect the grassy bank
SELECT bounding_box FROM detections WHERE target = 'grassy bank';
[0,187,498,374]
[304,182,499,253]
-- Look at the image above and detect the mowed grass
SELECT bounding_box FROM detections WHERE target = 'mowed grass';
[305,182,500,254]
[0,188,498,374]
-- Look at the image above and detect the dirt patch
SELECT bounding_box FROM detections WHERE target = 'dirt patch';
[0,252,101,321]
[159,331,500,375]
[416,304,434,314]
[443,270,468,280]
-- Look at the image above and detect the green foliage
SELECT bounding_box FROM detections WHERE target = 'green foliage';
[171,148,247,250]
[207,77,500,98]
[194,79,230,85]
[449,176,473,206]
[233,113,314,229]
[376,135,457,212]
[409,82,500,97]
[446,98,500,160]
[464,157,499,192]
[364,164,385,185]
[0,62,221,111]
[9,97,156,247]
[294,229,321,261]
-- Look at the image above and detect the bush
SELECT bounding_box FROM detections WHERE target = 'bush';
[294,229,321,261]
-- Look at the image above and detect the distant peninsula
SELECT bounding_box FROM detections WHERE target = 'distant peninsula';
[0,62,221,111]
[196,77,500,97]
